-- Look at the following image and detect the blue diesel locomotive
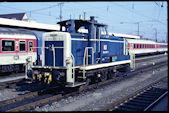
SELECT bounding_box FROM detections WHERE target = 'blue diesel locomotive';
[27,16,132,87]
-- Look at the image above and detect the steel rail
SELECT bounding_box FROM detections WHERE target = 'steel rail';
[0,59,167,112]
[7,94,62,112]
[102,75,168,111]
[0,78,27,90]
[143,91,168,111]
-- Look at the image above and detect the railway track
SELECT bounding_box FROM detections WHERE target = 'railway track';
[0,54,167,90]
[0,78,27,90]
[0,60,167,112]
[102,76,168,111]
[135,53,167,63]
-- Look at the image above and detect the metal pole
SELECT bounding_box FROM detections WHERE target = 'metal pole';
[155,29,157,42]
[84,11,86,20]
[59,3,63,21]
[120,22,140,36]
[137,22,139,36]
[154,28,157,42]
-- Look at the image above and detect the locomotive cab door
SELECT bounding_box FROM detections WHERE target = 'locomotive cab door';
[44,41,64,67]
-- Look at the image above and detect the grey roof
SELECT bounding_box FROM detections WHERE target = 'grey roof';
[0,27,35,35]
[0,13,26,20]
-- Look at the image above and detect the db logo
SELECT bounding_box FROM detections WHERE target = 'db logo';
[104,45,107,50]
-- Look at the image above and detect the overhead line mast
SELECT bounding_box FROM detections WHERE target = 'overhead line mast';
[58,3,64,21]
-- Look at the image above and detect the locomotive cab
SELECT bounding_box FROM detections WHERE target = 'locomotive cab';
[28,32,74,86]
[42,32,73,84]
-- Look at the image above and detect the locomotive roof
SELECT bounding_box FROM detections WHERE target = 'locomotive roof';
[57,19,107,27]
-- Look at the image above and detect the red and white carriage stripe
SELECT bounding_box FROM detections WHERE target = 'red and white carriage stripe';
[0,36,37,53]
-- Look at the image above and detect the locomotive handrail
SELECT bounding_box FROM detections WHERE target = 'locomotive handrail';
[52,44,55,68]
[71,53,75,86]
[83,47,94,66]
[83,47,94,79]
[129,51,135,70]
[30,47,64,49]
[48,46,64,68]
[30,46,64,67]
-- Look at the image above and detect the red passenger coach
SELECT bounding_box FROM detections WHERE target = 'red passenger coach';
[0,30,37,73]
[126,38,167,55]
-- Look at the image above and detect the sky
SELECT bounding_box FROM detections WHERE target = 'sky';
[0,1,167,42]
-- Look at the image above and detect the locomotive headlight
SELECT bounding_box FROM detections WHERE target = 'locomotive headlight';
[65,58,72,65]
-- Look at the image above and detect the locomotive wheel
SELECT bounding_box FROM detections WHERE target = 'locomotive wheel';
[100,71,108,82]
[107,71,112,79]
[108,70,115,79]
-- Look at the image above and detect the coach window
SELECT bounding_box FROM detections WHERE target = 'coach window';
[29,41,33,51]
[19,40,26,51]
[2,40,15,51]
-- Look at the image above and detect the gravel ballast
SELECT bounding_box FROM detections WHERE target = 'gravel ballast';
[34,64,168,111]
